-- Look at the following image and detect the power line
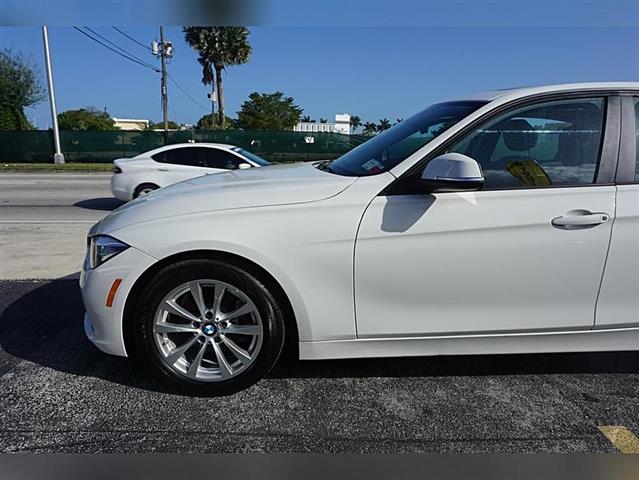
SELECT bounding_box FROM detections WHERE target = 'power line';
[74,26,159,72]
[112,26,152,51]
[84,26,154,69]
[83,26,157,71]
[74,27,208,123]
[171,26,186,44]
[168,87,177,123]
[73,26,159,73]
[166,72,210,112]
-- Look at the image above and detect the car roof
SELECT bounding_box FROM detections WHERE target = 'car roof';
[137,142,237,158]
[457,82,639,102]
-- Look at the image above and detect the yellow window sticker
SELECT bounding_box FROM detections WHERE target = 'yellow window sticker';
[506,159,552,187]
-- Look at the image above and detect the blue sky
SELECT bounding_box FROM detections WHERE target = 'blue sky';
[1,25,638,129]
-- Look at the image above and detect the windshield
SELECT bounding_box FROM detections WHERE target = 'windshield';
[329,101,486,176]
[232,147,271,166]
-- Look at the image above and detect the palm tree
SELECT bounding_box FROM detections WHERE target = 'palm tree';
[184,27,251,128]
[377,118,391,131]
[363,121,377,136]
[319,118,328,123]
[349,115,361,133]
[396,117,403,124]
[301,115,312,122]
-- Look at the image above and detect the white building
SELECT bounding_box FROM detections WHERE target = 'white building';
[294,114,351,135]
[112,118,150,131]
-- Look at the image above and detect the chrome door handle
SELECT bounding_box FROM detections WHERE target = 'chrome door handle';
[551,212,610,228]
[158,168,170,172]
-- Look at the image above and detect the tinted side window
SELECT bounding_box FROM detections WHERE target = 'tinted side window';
[204,149,242,169]
[449,97,606,189]
[634,97,639,181]
[151,151,167,162]
[152,147,206,167]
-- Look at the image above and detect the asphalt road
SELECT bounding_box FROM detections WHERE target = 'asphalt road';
[1,173,638,453]
[2,279,639,453]
[0,173,120,279]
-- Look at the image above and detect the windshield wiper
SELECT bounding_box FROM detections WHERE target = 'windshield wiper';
[315,160,337,174]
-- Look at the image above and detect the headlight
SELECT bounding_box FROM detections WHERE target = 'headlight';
[89,235,129,269]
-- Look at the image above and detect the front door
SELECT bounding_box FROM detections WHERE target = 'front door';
[155,146,213,185]
[355,96,617,337]
[596,96,639,328]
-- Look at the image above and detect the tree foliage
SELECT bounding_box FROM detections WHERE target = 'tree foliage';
[57,107,118,131]
[196,113,237,130]
[183,27,251,128]
[349,115,362,133]
[377,118,392,131]
[0,49,45,130]
[147,120,181,130]
[362,121,377,136]
[236,92,303,130]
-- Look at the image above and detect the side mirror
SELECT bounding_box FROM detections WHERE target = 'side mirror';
[420,153,484,192]
[238,163,252,170]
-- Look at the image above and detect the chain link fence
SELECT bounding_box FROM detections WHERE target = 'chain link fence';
[0,130,370,164]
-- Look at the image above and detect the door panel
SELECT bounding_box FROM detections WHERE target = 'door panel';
[595,185,639,327]
[169,165,210,183]
[354,95,617,338]
[154,147,211,184]
[355,187,616,337]
[595,96,639,327]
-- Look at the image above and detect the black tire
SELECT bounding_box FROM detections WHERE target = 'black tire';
[133,183,159,198]
[134,258,286,396]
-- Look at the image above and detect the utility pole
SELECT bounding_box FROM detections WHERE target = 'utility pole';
[42,26,64,164]
[152,28,173,140]
[159,26,169,140]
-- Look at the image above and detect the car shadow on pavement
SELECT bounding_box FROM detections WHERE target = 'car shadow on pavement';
[1,279,638,395]
[0,278,173,394]
[74,197,124,211]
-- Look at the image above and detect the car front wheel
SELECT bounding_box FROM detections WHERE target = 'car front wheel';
[135,258,286,395]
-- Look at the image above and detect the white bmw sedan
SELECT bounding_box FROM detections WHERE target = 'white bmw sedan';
[110,143,270,201]
[81,83,639,395]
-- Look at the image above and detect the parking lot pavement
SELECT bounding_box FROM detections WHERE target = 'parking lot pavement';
[1,172,639,453]
[2,278,639,453]
[0,173,119,279]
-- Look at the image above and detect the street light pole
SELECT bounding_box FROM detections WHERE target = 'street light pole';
[42,26,64,164]
[208,85,216,128]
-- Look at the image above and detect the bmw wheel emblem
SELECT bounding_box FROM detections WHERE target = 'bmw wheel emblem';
[202,324,216,336]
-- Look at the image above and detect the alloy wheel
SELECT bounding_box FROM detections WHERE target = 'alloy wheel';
[153,279,263,382]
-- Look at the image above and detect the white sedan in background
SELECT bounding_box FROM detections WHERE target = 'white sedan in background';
[82,82,639,396]
[111,143,270,201]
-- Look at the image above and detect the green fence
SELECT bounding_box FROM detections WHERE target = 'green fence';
[0,130,370,164]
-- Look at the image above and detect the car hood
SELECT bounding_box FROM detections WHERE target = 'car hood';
[96,162,357,233]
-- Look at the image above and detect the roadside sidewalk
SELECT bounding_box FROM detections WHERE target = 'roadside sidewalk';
[1,163,112,173]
